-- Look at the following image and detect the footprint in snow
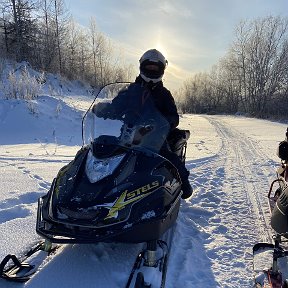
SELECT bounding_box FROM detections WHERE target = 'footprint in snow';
[215,167,225,177]
[0,192,40,210]
[17,165,50,191]
[180,205,215,218]
[0,206,32,224]
[211,224,228,234]
[38,181,50,190]
[33,174,42,180]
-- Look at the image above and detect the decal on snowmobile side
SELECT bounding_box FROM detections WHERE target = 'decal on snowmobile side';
[105,181,160,219]
[126,181,159,200]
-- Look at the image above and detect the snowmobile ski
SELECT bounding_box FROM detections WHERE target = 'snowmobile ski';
[125,225,175,288]
[0,240,61,282]
[253,241,288,287]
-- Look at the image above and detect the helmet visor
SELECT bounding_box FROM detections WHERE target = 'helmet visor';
[140,60,165,80]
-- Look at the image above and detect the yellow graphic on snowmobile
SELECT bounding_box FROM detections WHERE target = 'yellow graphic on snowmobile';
[105,181,160,219]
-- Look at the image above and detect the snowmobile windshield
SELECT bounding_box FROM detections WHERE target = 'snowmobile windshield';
[83,83,170,156]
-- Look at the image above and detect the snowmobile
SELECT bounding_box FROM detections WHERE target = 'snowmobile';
[253,127,288,288]
[0,82,190,287]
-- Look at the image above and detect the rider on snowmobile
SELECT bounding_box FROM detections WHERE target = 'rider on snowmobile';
[136,49,193,199]
[94,49,193,199]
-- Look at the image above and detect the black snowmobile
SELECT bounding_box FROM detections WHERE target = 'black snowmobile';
[0,82,190,287]
[253,128,288,288]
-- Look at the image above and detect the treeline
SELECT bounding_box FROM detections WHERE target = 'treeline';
[177,16,288,118]
[0,0,135,87]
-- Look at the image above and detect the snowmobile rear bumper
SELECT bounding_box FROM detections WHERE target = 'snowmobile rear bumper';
[36,195,181,244]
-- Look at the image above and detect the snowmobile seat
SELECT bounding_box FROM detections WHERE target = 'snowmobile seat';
[167,128,190,162]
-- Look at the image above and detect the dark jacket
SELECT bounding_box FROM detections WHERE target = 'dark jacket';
[135,76,179,130]
[94,77,179,131]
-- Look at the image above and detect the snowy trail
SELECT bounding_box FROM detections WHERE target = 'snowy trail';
[171,115,278,287]
[0,114,287,288]
[206,116,274,242]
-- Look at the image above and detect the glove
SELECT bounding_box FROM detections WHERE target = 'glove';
[92,102,109,119]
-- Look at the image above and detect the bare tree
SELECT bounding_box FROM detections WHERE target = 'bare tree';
[0,0,38,62]
[0,1,10,56]
[230,16,288,116]
[37,0,57,70]
[179,16,288,117]
[88,17,101,86]
[77,26,90,81]
[0,0,144,90]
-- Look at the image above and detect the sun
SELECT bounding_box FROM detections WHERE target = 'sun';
[155,42,169,60]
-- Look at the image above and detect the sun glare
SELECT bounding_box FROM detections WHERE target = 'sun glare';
[155,42,169,60]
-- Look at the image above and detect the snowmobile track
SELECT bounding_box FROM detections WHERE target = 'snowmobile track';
[206,117,274,242]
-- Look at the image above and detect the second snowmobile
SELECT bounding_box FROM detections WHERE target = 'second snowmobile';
[253,127,288,288]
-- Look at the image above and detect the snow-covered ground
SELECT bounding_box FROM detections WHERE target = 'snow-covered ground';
[0,89,288,287]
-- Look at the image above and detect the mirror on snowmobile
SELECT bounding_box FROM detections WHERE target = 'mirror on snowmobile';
[277,140,288,161]
[277,127,288,161]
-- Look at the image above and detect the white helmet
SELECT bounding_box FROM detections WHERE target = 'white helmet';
[139,49,168,83]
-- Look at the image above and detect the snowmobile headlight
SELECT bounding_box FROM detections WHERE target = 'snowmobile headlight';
[85,150,125,183]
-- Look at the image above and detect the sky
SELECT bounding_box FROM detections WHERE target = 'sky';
[66,0,288,91]
[1,70,288,286]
